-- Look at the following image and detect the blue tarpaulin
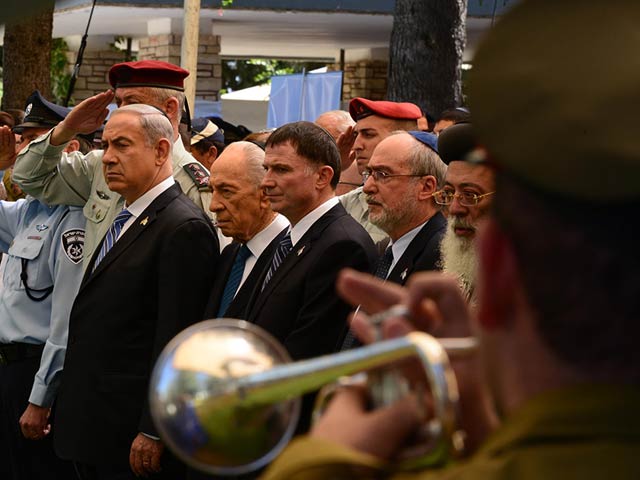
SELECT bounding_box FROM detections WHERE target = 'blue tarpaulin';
[267,71,343,128]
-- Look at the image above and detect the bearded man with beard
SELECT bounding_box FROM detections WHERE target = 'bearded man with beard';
[436,122,495,301]
[362,130,447,284]
[340,130,447,351]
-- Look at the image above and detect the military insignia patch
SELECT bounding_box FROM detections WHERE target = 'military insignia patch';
[183,163,212,192]
[62,229,85,264]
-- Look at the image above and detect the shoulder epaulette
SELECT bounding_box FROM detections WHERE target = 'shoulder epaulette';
[183,163,212,192]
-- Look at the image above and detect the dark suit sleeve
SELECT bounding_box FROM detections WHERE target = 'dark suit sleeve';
[138,218,219,435]
[283,239,372,360]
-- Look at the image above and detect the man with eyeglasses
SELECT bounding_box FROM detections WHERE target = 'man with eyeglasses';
[339,98,422,243]
[435,122,494,302]
[363,130,447,283]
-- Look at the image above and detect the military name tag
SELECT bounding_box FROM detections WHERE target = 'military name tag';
[62,228,85,264]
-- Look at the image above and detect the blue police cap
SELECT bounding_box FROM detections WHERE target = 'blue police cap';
[13,90,71,134]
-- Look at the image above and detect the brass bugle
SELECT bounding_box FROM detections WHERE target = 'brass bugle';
[149,317,477,476]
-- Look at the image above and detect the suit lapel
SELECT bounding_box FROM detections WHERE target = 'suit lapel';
[229,227,288,319]
[80,184,182,291]
[387,211,447,284]
[248,204,346,321]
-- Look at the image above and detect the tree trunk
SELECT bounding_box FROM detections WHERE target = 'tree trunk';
[387,0,467,119]
[2,0,55,110]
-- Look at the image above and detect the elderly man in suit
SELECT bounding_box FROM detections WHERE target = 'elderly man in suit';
[204,141,289,319]
[339,98,422,242]
[340,130,447,350]
[363,131,447,282]
[52,104,219,480]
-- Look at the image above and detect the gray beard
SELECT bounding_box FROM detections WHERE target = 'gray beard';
[440,219,478,302]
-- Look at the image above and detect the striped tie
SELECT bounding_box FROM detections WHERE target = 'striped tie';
[261,232,293,290]
[217,244,252,317]
[341,247,394,350]
[373,246,394,280]
[92,209,133,271]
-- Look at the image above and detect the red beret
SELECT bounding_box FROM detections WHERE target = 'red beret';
[108,60,189,91]
[349,97,422,121]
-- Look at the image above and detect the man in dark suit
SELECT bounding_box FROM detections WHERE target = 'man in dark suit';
[53,104,219,480]
[363,130,447,284]
[204,141,289,319]
[247,121,377,363]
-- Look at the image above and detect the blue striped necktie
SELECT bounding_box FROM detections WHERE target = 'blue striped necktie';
[93,209,133,271]
[261,232,292,290]
[217,244,252,317]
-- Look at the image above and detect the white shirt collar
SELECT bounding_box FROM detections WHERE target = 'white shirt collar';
[246,214,290,258]
[290,197,339,246]
[388,219,429,273]
[125,176,175,218]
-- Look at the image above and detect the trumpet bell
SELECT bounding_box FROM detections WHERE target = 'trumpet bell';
[148,319,301,476]
[150,317,474,475]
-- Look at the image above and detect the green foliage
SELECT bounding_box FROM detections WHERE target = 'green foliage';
[51,38,71,105]
[222,58,327,93]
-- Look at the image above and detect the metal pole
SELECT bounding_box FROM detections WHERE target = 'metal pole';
[298,67,307,121]
[64,0,98,106]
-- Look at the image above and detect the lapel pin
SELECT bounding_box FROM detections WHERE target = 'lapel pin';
[297,245,305,256]
[400,269,408,281]
[140,217,149,226]
[36,224,49,232]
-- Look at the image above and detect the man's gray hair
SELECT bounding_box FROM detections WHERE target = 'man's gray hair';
[234,141,266,188]
[391,131,447,186]
[112,104,174,153]
[145,87,185,125]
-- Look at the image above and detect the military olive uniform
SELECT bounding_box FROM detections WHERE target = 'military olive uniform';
[339,187,387,243]
[13,131,216,271]
[261,386,640,480]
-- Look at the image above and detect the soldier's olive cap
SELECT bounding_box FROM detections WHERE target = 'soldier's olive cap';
[469,0,640,202]
[349,98,422,122]
[14,91,70,134]
[109,60,189,91]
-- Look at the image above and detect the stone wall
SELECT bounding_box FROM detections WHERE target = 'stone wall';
[139,34,222,101]
[338,60,388,102]
[66,49,127,102]
[66,34,222,103]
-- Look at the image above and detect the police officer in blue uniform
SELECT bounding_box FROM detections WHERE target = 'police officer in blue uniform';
[0,91,85,480]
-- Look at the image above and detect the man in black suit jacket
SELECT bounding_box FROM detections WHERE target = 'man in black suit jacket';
[53,104,219,480]
[363,130,447,284]
[204,141,289,320]
[248,121,377,363]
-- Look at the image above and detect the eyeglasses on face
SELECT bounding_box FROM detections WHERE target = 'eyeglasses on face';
[362,169,424,184]
[433,189,495,207]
